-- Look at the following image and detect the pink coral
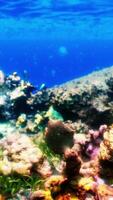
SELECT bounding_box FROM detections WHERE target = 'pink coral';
[0,133,42,175]
[85,125,107,159]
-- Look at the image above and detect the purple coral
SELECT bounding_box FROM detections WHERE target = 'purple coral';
[86,125,107,159]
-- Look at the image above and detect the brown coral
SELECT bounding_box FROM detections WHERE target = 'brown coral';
[64,148,81,178]
[45,120,74,154]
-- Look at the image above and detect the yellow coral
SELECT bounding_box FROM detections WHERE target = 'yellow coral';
[45,175,67,193]
[97,184,113,196]
[99,142,110,160]
[0,159,12,175]
[43,190,53,200]
[30,189,53,200]
[16,114,26,127]
[34,114,43,125]
[78,177,95,191]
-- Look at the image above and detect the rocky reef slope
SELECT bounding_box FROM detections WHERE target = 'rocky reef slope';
[28,66,113,127]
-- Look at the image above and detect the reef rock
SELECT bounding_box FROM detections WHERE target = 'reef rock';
[28,66,113,128]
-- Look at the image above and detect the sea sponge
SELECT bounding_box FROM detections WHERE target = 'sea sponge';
[45,120,74,154]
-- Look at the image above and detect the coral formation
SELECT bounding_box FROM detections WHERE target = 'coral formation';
[64,148,81,178]
[0,133,42,175]
[99,125,113,162]
[0,68,113,199]
[45,119,74,154]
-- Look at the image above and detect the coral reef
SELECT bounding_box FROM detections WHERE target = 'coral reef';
[0,68,113,199]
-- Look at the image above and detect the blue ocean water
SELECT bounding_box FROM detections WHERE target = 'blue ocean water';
[0,0,113,87]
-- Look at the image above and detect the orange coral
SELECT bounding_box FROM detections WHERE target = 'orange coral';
[55,193,78,200]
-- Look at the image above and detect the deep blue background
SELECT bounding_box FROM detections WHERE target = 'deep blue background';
[0,0,113,87]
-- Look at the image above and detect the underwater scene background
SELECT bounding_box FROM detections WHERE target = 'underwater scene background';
[0,0,113,86]
[1,1,113,199]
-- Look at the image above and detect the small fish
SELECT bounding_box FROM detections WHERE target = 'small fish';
[39,83,47,90]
